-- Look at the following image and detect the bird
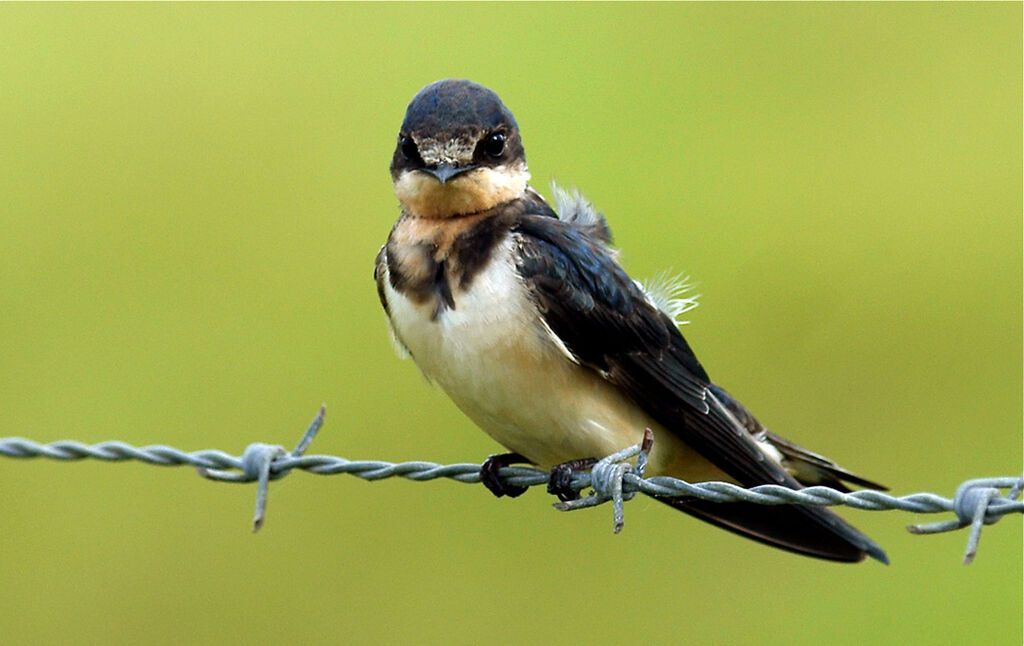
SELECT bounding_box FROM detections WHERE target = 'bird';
[374,78,888,564]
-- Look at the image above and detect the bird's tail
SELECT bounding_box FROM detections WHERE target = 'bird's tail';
[659,495,889,564]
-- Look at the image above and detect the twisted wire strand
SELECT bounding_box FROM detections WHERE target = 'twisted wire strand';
[1,405,1020,564]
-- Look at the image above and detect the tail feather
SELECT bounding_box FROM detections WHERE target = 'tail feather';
[659,495,889,564]
[760,429,888,492]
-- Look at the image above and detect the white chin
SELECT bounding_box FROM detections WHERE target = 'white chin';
[394,164,529,218]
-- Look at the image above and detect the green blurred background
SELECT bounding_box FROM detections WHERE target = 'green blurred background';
[1,3,1020,644]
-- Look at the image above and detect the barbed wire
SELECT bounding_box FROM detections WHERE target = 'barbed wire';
[1,404,1021,565]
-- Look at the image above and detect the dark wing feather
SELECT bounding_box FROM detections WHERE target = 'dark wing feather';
[709,384,888,492]
[513,214,887,563]
[759,429,888,491]
[514,214,787,487]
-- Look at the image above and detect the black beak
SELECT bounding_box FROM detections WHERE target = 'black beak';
[422,163,477,185]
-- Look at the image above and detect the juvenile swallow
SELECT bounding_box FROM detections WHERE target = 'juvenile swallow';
[375,79,888,563]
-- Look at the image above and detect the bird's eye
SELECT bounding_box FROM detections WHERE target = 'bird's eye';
[399,136,420,161]
[480,132,506,158]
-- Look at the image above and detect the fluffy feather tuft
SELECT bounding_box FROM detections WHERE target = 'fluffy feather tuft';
[547,182,697,326]
[638,271,700,326]
[549,181,613,244]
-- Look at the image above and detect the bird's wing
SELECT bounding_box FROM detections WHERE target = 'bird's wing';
[512,214,887,563]
[374,244,412,359]
[513,214,792,489]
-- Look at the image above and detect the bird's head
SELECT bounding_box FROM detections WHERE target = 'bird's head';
[391,79,529,218]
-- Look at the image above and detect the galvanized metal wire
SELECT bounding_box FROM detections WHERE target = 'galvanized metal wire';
[2,405,1021,564]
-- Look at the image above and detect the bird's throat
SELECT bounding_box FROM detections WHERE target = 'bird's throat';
[394,163,529,218]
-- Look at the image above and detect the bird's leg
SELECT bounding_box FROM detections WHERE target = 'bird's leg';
[480,452,531,498]
[548,458,598,502]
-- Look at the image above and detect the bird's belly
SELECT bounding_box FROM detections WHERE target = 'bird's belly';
[383,240,726,480]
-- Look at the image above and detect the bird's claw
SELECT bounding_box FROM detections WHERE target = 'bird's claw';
[547,458,598,502]
[480,452,530,498]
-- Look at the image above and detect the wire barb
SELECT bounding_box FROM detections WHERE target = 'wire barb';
[906,476,1024,565]
[553,427,654,533]
[1,406,1021,563]
[195,403,326,532]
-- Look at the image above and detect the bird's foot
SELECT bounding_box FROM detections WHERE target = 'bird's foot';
[548,458,598,502]
[480,452,531,498]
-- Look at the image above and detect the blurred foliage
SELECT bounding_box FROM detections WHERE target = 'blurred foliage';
[0,4,1020,645]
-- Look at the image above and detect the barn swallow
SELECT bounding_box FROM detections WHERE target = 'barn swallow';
[375,79,888,563]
